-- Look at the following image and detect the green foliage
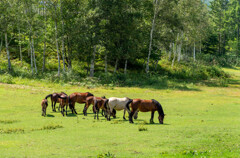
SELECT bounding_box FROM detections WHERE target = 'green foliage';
[0,72,14,84]
[0,128,24,134]
[138,125,148,131]
[97,152,116,158]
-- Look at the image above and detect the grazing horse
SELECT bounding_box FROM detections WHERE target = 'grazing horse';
[107,97,133,121]
[68,92,94,114]
[41,99,48,117]
[129,99,165,124]
[92,97,109,120]
[45,92,67,112]
[84,96,106,116]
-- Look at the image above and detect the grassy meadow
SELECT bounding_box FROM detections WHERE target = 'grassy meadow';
[0,67,240,157]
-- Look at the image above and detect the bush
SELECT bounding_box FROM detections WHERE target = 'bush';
[0,73,14,84]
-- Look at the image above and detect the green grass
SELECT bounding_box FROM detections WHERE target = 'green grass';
[0,68,240,157]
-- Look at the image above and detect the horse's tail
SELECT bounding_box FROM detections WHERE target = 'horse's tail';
[126,99,133,112]
[45,94,52,99]
[152,99,164,116]
[94,99,98,112]
[104,99,109,110]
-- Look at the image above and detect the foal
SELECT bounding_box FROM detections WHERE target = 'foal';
[84,96,106,116]
[68,92,94,114]
[129,99,165,124]
[58,93,69,116]
[41,99,48,117]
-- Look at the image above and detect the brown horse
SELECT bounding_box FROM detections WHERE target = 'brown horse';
[41,99,48,117]
[45,92,67,112]
[129,99,165,124]
[68,92,94,114]
[58,93,69,116]
[91,97,109,120]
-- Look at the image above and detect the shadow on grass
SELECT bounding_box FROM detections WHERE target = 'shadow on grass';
[46,114,55,117]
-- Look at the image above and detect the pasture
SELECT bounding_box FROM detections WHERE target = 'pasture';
[0,68,240,157]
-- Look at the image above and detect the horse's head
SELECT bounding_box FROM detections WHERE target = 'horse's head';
[158,114,165,124]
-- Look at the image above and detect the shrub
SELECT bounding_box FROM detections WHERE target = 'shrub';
[0,73,14,84]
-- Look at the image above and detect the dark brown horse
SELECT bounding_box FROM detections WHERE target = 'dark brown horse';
[58,93,69,116]
[91,97,109,120]
[129,99,165,124]
[68,92,94,114]
[41,99,48,117]
[45,92,67,112]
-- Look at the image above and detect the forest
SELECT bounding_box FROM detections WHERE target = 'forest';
[0,0,239,83]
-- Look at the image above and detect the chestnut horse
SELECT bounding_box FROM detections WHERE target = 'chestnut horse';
[45,92,67,112]
[83,96,103,116]
[129,99,165,124]
[68,92,94,114]
[41,99,48,117]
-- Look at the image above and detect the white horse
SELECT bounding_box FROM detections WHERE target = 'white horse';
[107,97,133,120]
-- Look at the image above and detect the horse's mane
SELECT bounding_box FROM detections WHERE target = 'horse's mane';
[152,99,164,116]
[87,92,94,96]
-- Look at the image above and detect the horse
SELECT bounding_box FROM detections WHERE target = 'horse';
[83,96,105,116]
[92,97,109,120]
[58,93,69,116]
[41,99,48,117]
[68,92,94,114]
[129,99,165,124]
[107,97,133,121]
[45,92,67,112]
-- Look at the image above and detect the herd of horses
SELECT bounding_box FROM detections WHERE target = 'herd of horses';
[41,92,165,124]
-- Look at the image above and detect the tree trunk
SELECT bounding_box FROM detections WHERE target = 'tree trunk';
[146,0,158,73]
[42,4,46,72]
[124,59,128,74]
[104,52,107,73]
[168,43,172,61]
[5,32,11,71]
[55,18,61,77]
[18,28,22,65]
[32,37,37,74]
[171,43,176,68]
[30,36,34,75]
[0,34,3,55]
[114,58,118,74]
[177,40,182,62]
[90,45,96,77]
[67,36,72,71]
[193,42,196,62]
[60,0,65,72]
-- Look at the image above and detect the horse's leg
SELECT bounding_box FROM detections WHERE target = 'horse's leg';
[129,111,134,123]
[97,109,99,120]
[133,110,138,120]
[51,100,54,112]
[150,111,155,124]
[123,109,126,120]
[101,109,105,116]
[73,103,78,114]
[53,101,57,112]
[65,103,68,116]
[112,109,116,118]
